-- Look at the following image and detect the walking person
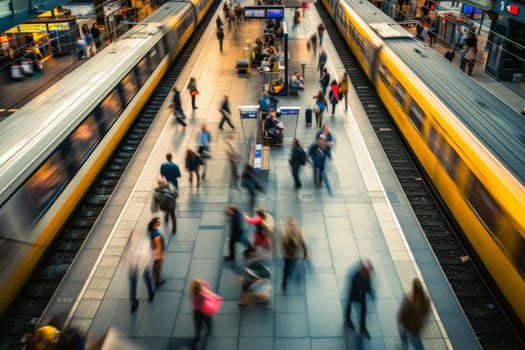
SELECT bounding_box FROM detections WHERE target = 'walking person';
[316,124,334,159]
[219,95,235,130]
[128,233,155,313]
[223,205,255,261]
[168,103,187,129]
[198,124,211,179]
[217,26,225,52]
[188,77,199,109]
[319,68,330,95]
[310,33,318,56]
[151,178,178,235]
[345,259,374,339]
[224,135,241,189]
[317,23,326,45]
[172,87,188,120]
[281,216,308,291]
[160,153,181,190]
[312,90,328,129]
[190,278,214,348]
[318,49,328,78]
[398,278,430,350]
[308,136,327,188]
[90,23,102,49]
[289,138,307,189]
[185,149,202,187]
[244,208,274,250]
[329,79,340,117]
[148,217,166,288]
[338,72,349,111]
[241,163,260,210]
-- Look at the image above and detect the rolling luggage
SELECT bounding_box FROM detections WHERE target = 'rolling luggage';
[305,108,312,126]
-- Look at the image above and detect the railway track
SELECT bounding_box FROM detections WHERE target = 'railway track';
[315,3,524,349]
[0,3,219,349]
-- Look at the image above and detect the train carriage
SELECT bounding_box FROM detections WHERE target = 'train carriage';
[323,0,525,326]
[0,0,214,317]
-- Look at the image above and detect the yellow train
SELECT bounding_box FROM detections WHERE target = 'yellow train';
[0,0,214,318]
[322,0,525,326]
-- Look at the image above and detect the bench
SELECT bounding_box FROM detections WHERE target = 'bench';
[249,144,270,181]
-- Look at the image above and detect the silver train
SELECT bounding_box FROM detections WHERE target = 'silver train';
[0,0,214,317]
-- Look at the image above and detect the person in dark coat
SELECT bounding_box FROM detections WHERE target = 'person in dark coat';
[308,138,327,188]
[172,87,187,120]
[289,138,307,189]
[90,23,102,49]
[241,164,260,211]
[219,95,234,130]
[398,278,430,349]
[223,205,255,261]
[345,259,374,339]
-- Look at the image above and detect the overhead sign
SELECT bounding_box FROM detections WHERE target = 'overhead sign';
[238,105,260,119]
[280,107,301,115]
[244,6,284,19]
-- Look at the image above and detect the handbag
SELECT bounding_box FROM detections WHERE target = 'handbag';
[191,89,199,96]
[313,104,320,114]
[201,288,223,316]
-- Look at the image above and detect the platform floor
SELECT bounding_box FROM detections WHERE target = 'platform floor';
[39,3,480,349]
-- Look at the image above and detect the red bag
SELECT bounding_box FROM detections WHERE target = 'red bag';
[201,288,223,316]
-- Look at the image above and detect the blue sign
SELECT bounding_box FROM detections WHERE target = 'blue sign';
[280,107,301,115]
[238,105,260,119]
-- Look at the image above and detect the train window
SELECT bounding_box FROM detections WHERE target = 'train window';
[393,81,406,107]
[427,126,460,181]
[466,175,498,233]
[120,71,138,104]
[167,30,178,53]
[378,62,392,88]
[408,99,424,134]
[149,47,160,68]
[98,89,123,131]
[0,151,69,241]
[427,125,441,153]
[157,40,166,59]
[68,116,101,166]
[177,10,195,38]
[515,235,525,278]
[136,57,151,86]
[441,144,459,180]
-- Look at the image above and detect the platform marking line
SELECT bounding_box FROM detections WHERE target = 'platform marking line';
[321,30,453,350]
[65,106,176,327]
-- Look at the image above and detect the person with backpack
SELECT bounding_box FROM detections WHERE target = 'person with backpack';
[148,217,166,288]
[289,138,307,189]
[281,216,308,291]
[328,79,340,117]
[151,178,178,235]
[244,208,274,250]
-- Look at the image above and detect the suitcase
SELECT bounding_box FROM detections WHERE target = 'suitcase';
[305,108,312,126]
[236,59,250,74]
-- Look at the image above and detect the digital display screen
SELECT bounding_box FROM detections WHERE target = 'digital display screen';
[267,9,283,18]
[244,8,266,18]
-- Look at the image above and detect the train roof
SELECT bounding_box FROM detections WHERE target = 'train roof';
[0,23,165,197]
[141,1,190,24]
[386,39,525,184]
